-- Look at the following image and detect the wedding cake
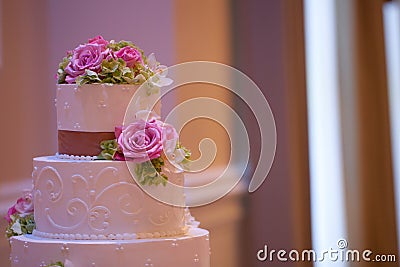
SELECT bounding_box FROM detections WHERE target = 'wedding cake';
[6,36,210,267]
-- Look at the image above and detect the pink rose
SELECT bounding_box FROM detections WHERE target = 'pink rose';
[162,123,178,155]
[64,43,105,84]
[116,119,163,163]
[115,46,143,67]
[88,35,109,48]
[5,205,17,223]
[113,126,125,161]
[88,36,116,60]
[5,192,33,223]
[103,48,116,61]
[14,192,34,214]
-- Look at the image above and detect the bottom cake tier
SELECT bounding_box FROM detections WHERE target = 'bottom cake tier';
[10,228,210,267]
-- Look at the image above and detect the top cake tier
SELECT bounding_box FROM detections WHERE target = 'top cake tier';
[56,84,161,156]
[54,36,171,157]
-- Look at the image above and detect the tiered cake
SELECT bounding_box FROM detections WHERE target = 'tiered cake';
[7,37,210,267]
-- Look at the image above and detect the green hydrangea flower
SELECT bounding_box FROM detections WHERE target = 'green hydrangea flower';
[98,139,118,160]
[45,261,64,267]
[134,157,168,186]
[6,213,35,239]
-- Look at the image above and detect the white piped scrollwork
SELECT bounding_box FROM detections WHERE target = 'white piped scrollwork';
[35,163,148,233]
[33,158,186,238]
[148,208,171,226]
[36,166,63,203]
[118,185,144,215]
[45,198,88,230]
[89,206,111,231]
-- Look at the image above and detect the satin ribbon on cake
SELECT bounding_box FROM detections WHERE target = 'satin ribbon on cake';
[58,130,115,156]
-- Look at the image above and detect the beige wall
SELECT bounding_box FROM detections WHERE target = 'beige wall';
[0,1,54,187]
[174,0,232,168]
[0,0,52,264]
[174,1,243,266]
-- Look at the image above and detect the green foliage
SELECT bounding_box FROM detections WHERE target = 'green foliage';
[75,69,102,85]
[45,261,64,267]
[177,142,191,161]
[57,55,71,84]
[134,157,168,186]
[98,139,118,160]
[6,213,35,239]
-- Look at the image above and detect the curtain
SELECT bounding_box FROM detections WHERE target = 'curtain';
[337,0,399,265]
[233,0,312,266]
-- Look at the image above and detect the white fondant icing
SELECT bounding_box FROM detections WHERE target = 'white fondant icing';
[56,84,161,132]
[11,228,210,267]
[33,156,185,239]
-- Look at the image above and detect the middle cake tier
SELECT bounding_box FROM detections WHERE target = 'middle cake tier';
[32,156,186,240]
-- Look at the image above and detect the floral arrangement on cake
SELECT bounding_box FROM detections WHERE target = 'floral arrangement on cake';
[5,191,35,239]
[99,111,191,186]
[57,35,172,88]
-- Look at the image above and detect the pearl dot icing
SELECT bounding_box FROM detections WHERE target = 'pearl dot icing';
[144,258,153,267]
[194,254,200,263]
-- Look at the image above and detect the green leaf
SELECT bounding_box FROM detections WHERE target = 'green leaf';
[76,69,101,85]
[5,213,35,239]
[98,139,118,160]
[134,158,168,186]
[44,261,64,267]
[56,56,71,84]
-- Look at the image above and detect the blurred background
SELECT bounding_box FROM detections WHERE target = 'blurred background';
[0,0,399,266]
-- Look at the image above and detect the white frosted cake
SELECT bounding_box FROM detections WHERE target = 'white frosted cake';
[7,36,210,267]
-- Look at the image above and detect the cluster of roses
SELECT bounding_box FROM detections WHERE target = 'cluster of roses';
[99,112,190,186]
[5,191,35,238]
[57,36,163,86]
